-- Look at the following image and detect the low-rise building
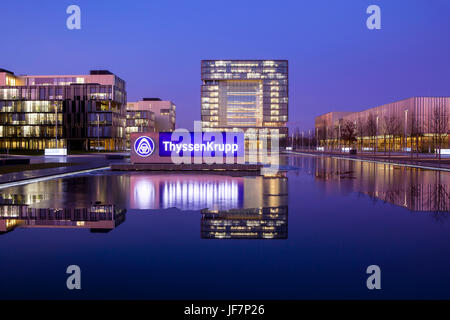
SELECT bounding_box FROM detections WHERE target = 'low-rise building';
[127,98,176,132]
[125,109,155,149]
[315,97,450,152]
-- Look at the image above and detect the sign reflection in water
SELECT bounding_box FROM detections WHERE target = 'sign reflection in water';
[130,174,244,210]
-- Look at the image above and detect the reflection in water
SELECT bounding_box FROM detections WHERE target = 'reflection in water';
[131,175,243,210]
[1,173,288,212]
[290,156,450,212]
[0,193,48,205]
[0,172,289,239]
[201,206,288,239]
[130,174,288,211]
[0,204,126,234]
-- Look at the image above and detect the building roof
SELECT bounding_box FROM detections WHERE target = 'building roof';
[0,68,14,75]
[89,70,113,75]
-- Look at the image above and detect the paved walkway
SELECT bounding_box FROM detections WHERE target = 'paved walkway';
[0,154,128,187]
[285,150,450,171]
[2,150,449,189]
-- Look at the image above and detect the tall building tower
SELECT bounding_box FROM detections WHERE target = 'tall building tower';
[201,60,288,147]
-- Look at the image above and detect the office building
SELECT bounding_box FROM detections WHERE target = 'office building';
[0,69,127,151]
[127,98,176,132]
[125,108,155,149]
[315,97,450,152]
[201,60,288,147]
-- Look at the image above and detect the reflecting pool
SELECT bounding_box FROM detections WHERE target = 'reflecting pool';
[0,155,449,299]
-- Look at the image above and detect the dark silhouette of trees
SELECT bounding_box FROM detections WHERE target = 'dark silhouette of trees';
[365,113,377,154]
[383,114,402,158]
[356,117,365,151]
[409,110,422,158]
[340,120,357,149]
[431,103,449,161]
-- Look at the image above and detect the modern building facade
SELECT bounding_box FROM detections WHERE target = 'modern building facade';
[0,69,127,151]
[315,97,450,152]
[127,98,176,132]
[125,109,155,149]
[201,60,288,148]
[125,98,176,149]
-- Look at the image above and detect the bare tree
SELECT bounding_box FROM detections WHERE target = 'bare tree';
[332,123,339,151]
[409,110,422,158]
[318,120,327,149]
[383,114,402,158]
[356,117,365,151]
[341,120,357,149]
[431,103,449,161]
[366,113,377,154]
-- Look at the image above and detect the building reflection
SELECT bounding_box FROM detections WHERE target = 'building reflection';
[199,174,288,239]
[0,204,126,234]
[2,171,289,212]
[201,206,288,239]
[0,193,48,205]
[1,172,289,239]
[302,156,450,212]
[130,173,288,211]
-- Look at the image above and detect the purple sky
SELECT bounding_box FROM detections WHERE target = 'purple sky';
[1,0,450,130]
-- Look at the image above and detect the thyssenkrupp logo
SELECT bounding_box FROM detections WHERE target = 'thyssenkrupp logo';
[134,136,155,157]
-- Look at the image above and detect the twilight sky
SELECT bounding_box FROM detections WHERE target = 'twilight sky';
[1,0,450,130]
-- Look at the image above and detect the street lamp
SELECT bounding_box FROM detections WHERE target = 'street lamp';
[376,116,379,153]
[404,110,408,153]
[338,123,341,153]
[301,131,304,150]
[97,114,100,152]
[308,129,311,151]
[316,128,319,150]
[55,103,58,149]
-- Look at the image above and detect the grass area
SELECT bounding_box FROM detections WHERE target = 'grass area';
[0,162,79,174]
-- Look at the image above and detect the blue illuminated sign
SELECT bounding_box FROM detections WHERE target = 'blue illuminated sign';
[134,136,155,157]
[158,132,244,157]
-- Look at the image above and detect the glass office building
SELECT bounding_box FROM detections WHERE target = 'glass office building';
[125,109,155,149]
[201,60,289,147]
[126,98,176,149]
[127,98,176,131]
[0,69,127,151]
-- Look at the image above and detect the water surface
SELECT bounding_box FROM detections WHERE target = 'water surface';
[0,155,449,299]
